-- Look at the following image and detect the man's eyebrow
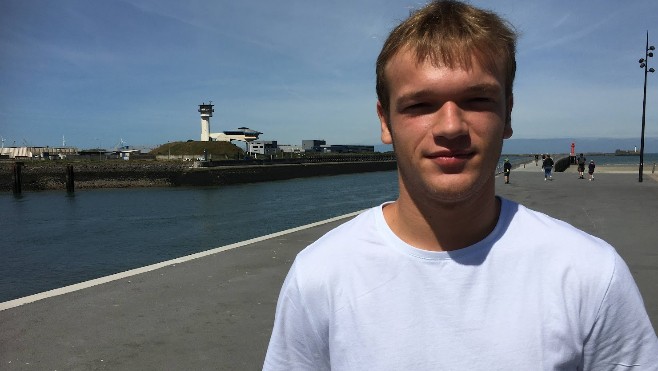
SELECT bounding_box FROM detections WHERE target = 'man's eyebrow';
[395,89,436,104]
[395,83,503,105]
[463,83,503,95]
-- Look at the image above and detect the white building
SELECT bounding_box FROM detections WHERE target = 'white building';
[197,102,263,144]
[0,146,78,159]
[210,127,263,143]
[248,141,278,156]
[278,144,304,153]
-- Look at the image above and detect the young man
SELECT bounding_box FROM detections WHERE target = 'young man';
[264,1,658,369]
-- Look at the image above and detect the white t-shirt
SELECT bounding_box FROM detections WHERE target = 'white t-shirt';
[264,198,658,370]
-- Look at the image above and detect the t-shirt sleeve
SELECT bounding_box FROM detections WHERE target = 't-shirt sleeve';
[581,252,658,370]
[263,260,330,371]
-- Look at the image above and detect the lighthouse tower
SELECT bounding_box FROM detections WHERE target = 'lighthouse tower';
[198,102,215,141]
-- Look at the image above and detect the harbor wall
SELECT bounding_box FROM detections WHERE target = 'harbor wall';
[175,161,396,186]
[0,160,397,192]
[555,156,571,172]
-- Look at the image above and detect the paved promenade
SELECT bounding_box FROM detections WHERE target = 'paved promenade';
[1,164,657,370]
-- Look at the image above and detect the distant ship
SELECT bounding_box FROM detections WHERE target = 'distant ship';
[614,149,640,156]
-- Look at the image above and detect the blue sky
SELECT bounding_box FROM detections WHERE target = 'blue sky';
[1,0,657,151]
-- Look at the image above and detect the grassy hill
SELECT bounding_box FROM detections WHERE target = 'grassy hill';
[150,141,244,159]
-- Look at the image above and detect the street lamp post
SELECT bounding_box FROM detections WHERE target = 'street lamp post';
[638,32,655,182]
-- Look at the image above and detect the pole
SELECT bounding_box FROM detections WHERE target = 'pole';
[12,162,22,194]
[639,32,649,182]
[66,165,75,193]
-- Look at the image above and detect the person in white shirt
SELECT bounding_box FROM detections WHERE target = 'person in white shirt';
[263,1,658,369]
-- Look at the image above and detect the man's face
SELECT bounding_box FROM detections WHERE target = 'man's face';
[377,48,513,204]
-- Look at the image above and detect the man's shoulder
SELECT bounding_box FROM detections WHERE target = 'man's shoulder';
[289,205,390,290]
[297,205,383,262]
[511,201,605,240]
[506,199,617,265]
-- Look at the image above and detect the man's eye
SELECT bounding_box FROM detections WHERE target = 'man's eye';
[464,97,496,110]
[404,103,432,112]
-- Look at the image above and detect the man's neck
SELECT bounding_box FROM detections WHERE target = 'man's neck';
[382,184,500,252]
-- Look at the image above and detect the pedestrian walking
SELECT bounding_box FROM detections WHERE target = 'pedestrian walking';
[503,158,512,184]
[588,160,596,181]
[577,153,586,179]
[542,154,554,181]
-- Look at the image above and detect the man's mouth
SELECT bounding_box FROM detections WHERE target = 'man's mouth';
[427,150,474,160]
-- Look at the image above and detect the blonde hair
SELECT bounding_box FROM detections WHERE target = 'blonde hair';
[376,0,517,115]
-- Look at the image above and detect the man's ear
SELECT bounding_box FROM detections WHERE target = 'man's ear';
[503,94,513,139]
[377,101,393,144]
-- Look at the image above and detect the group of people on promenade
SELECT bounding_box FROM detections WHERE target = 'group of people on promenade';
[542,153,596,182]
[522,153,596,182]
[577,153,596,181]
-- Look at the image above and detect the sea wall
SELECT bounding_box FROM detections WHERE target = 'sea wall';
[555,156,571,172]
[176,161,397,187]
[0,160,397,192]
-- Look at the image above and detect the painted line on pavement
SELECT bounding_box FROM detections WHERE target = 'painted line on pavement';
[0,209,365,311]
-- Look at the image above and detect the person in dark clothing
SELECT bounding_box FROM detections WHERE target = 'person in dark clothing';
[542,154,554,181]
[577,153,586,179]
[503,158,512,184]
[588,160,596,181]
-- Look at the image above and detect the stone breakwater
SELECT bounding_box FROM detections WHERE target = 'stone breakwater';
[0,161,188,191]
[0,160,397,192]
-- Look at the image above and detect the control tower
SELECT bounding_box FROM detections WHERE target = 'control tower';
[198,102,215,141]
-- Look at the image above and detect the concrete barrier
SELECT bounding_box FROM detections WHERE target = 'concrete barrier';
[555,156,571,172]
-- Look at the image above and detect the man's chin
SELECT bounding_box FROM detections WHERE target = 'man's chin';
[422,175,488,204]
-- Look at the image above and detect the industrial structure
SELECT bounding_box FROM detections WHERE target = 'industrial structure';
[0,146,78,160]
[198,103,214,142]
[198,102,262,143]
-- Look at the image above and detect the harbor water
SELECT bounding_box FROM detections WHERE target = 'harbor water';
[578,153,658,166]
[1,171,401,303]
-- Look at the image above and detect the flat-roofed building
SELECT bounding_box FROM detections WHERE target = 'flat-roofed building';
[302,140,326,152]
[278,144,304,153]
[321,145,374,153]
[248,141,278,156]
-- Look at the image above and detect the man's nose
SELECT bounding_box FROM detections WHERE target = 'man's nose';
[430,102,468,140]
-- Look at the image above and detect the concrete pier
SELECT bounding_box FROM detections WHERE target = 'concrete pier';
[1,165,656,370]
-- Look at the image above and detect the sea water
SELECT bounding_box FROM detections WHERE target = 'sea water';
[1,171,399,302]
[578,153,658,166]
